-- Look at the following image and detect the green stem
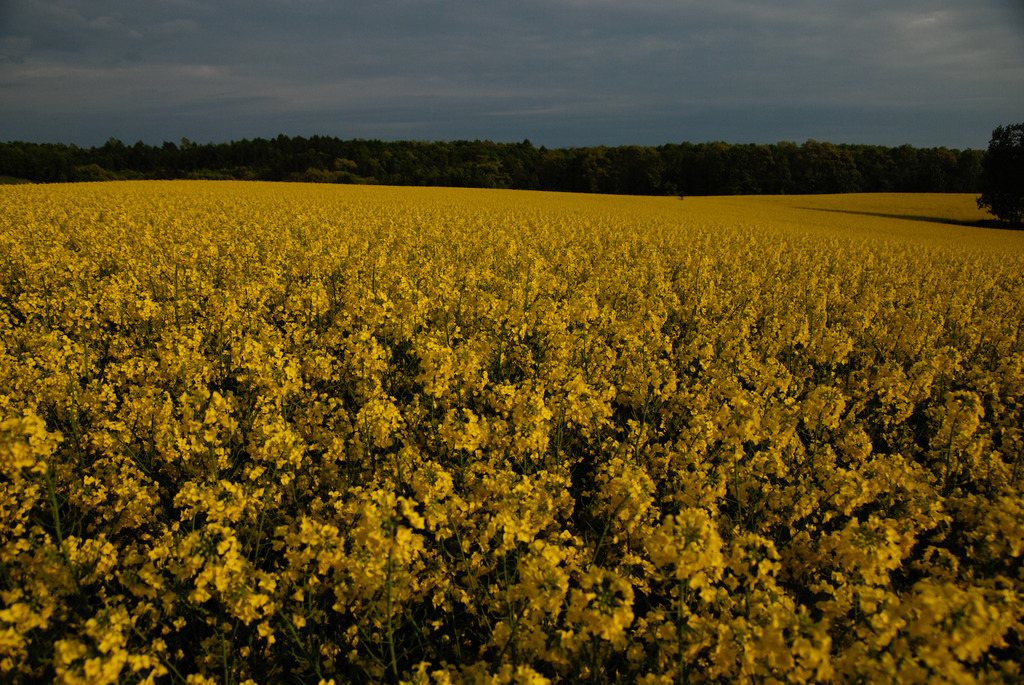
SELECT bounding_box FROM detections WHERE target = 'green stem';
[590,497,629,570]
[446,591,464,661]
[942,414,961,494]
[495,551,521,667]
[733,448,743,528]
[44,468,64,549]
[222,623,230,685]
[451,525,493,633]
[386,546,399,683]
[133,624,189,684]
[44,467,84,596]
[677,578,687,685]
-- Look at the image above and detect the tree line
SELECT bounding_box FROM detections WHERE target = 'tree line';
[0,135,983,195]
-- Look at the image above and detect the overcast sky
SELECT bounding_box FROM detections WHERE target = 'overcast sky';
[1,0,1023,149]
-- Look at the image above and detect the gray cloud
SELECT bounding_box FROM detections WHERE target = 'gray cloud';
[1,0,1022,147]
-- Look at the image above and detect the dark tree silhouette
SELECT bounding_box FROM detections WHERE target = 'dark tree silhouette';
[0,136,986,195]
[977,123,1024,226]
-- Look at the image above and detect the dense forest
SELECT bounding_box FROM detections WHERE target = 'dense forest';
[0,135,982,196]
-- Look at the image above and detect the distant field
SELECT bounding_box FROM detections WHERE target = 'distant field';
[706,191,1012,240]
[1,182,1022,683]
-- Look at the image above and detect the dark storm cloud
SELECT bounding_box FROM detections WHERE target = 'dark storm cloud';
[1,0,1022,147]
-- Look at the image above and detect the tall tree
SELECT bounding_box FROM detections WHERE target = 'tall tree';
[977,123,1024,225]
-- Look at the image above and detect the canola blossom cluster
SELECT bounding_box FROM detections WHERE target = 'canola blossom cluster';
[1,181,1023,683]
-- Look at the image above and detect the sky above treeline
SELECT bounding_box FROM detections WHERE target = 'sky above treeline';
[2,0,1023,150]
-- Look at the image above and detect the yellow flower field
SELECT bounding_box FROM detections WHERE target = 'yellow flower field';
[1,181,1022,683]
